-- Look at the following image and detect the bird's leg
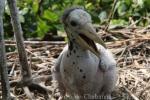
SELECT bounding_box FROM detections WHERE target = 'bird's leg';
[99,85,113,100]
[101,93,112,100]
[52,79,66,99]
[100,68,117,100]
[79,95,85,100]
[53,83,66,100]
[51,67,66,99]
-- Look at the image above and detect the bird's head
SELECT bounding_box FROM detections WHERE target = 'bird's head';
[61,7,106,57]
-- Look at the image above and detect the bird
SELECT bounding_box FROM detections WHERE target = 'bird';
[51,6,117,100]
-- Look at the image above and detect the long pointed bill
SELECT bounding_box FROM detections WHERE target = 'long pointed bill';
[83,23,106,48]
[76,35,100,57]
[76,23,106,58]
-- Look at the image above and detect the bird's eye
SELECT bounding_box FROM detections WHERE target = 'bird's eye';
[70,21,77,26]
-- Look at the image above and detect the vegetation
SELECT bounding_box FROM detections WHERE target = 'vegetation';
[3,0,150,39]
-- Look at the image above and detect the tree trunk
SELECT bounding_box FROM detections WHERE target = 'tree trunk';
[0,0,11,99]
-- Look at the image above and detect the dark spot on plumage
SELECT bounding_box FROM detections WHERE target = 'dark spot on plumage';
[96,27,99,32]
[73,50,76,53]
[83,75,86,79]
[77,67,79,69]
[77,55,80,58]
[71,34,73,37]
[67,54,69,57]
[72,39,75,41]
[99,58,101,63]
[70,51,72,55]
[69,41,73,51]
[73,62,75,64]
[64,69,66,72]
[70,20,77,26]
[80,69,83,72]
[76,46,78,49]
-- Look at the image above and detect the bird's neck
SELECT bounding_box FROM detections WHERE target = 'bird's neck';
[68,39,89,56]
[65,27,89,56]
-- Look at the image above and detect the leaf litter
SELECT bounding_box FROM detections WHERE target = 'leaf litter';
[0,26,150,100]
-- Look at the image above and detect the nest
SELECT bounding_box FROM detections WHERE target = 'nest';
[0,27,150,100]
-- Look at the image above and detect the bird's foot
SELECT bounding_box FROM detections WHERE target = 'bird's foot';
[52,87,66,100]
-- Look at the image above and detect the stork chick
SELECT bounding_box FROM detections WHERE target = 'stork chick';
[52,7,117,100]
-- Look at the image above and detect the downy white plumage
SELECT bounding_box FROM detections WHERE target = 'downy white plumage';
[51,7,117,100]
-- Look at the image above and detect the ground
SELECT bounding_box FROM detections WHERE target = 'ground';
[0,26,150,100]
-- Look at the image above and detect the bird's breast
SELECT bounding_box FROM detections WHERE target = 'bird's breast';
[60,50,102,93]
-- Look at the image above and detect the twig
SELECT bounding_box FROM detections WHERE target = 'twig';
[9,59,17,76]
[139,85,150,98]
[26,49,45,62]
[28,83,50,99]
[117,46,127,62]
[105,0,118,31]
[127,17,142,28]
[5,40,66,45]
[33,75,52,83]
[23,87,34,100]
[123,86,139,100]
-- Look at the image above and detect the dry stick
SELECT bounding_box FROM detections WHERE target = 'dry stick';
[5,40,66,45]
[116,46,127,62]
[104,0,118,31]
[0,0,11,99]
[7,0,32,82]
[139,85,150,98]
[9,59,17,76]
[23,87,34,100]
[123,86,139,100]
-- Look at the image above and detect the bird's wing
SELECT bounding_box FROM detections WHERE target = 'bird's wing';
[51,45,68,95]
[51,45,68,97]
[96,44,116,71]
[51,45,68,80]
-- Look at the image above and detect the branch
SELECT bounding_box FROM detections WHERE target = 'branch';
[7,1,50,99]
[7,0,32,81]
[105,0,118,31]
[0,0,11,99]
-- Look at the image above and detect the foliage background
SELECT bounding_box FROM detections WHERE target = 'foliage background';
[3,0,150,39]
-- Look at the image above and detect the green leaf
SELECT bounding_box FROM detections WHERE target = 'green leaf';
[19,8,29,15]
[98,11,107,22]
[54,24,63,31]
[144,0,150,9]
[43,10,58,22]
[85,3,92,9]
[26,0,32,4]
[102,0,113,3]
[125,0,132,6]
[52,4,58,10]
[18,14,25,23]
[37,18,49,37]
[117,2,127,16]
[145,0,150,5]
[32,0,39,13]
[5,4,10,15]
[110,19,128,28]
[137,0,144,7]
